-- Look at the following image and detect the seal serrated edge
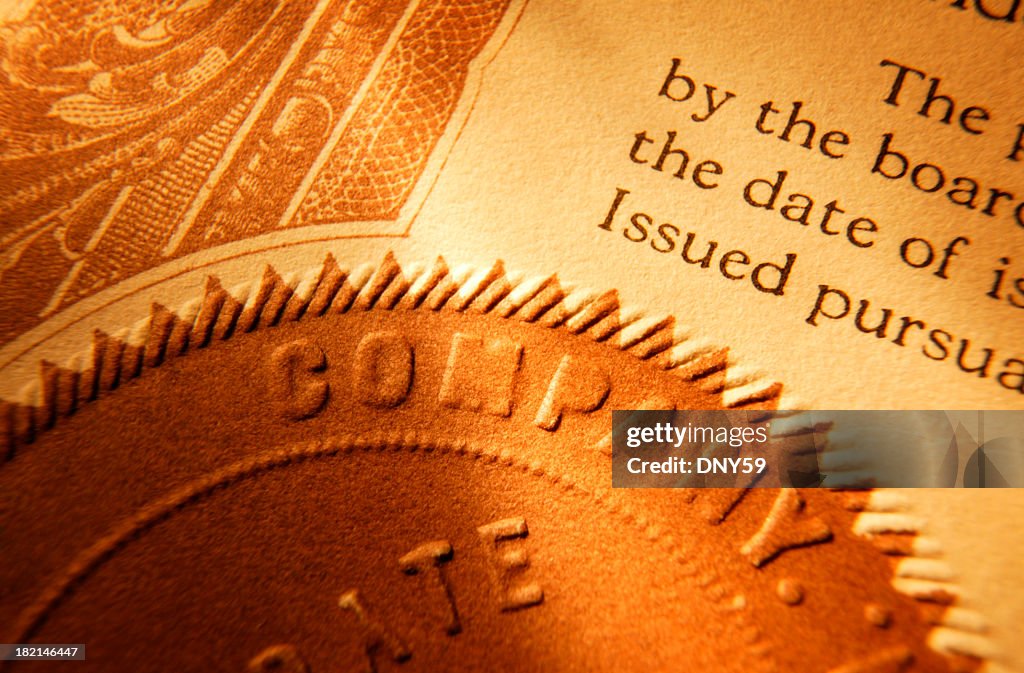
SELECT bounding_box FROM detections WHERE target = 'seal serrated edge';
[852,490,1007,670]
[0,250,782,449]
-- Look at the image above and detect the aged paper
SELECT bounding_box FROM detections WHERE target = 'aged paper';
[0,0,1022,670]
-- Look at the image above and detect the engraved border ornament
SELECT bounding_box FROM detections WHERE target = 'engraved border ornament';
[0,0,528,345]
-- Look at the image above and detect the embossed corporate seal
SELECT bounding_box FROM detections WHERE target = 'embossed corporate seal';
[0,254,987,672]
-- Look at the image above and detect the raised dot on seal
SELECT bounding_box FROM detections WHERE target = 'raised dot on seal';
[865,603,892,628]
[776,579,804,606]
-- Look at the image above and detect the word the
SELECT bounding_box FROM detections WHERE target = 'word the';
[755,101,850,158]
[879,59,992,135]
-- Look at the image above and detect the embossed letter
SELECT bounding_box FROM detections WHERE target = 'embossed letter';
[271,340,328,421]
[352,332,413,408]
[439,333,522,416]
[827,647,913,673]
[685,488,751,524]
[337,589,411,670]
[248,645,309,673]
[741,489,833,567]
[399,540,461,635]
[534,355,610,430]
[477,517,544,611]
